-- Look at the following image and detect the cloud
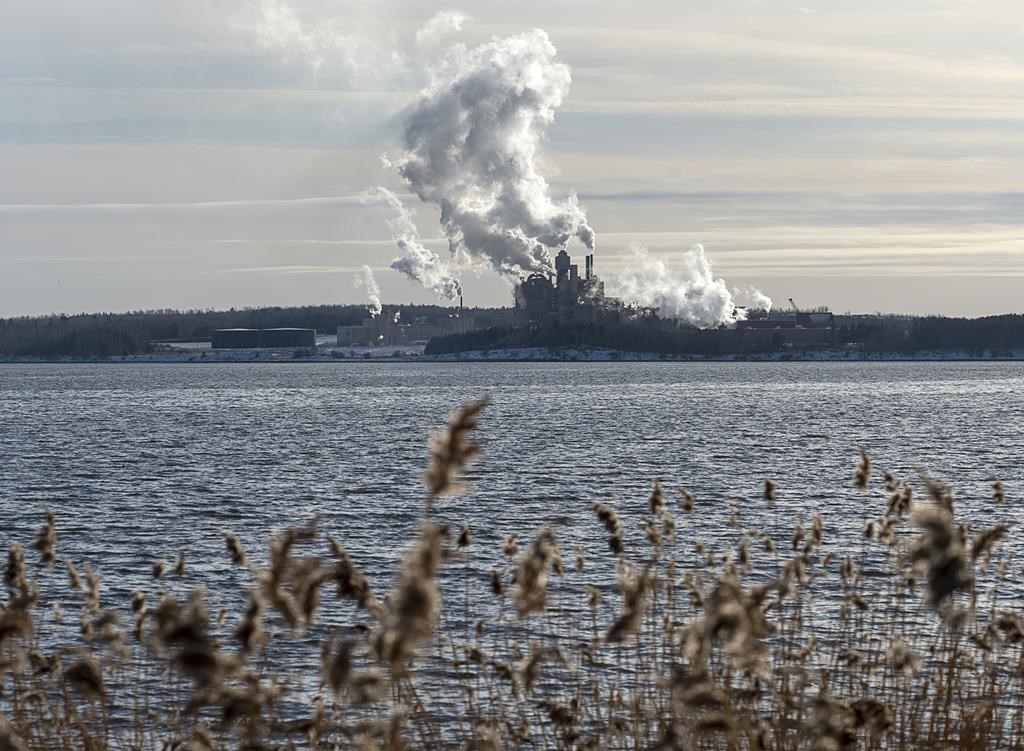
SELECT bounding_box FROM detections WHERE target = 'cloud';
[0,194,367,212]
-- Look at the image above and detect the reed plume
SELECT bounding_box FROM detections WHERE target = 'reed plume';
[0,400,1018,750]
[31,511,56,568]
[513,528,561,617]
[912,506,971,608]
[372,522,445,670]
[424,397,489,505]
[853,449,871,491]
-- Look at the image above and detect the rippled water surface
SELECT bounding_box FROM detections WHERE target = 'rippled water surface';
[2,361,1022,606]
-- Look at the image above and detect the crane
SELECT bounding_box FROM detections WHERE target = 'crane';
[788,297,799,313]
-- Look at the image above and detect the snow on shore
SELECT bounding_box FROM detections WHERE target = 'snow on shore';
[4,347,1022,364]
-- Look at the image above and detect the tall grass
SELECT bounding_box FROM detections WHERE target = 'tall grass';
[0,399,1021,749]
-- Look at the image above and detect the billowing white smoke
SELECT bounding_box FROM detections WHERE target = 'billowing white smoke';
[734,284,773,313]
[608,245,757,329]
[391,29,595,280]
[370,188,462,300]
[354,265,382,317]
[415,10,470,50]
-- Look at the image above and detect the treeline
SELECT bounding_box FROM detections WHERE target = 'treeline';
[4,307,1023,359]
[426,314,1024,357]
[837,314,1024,354]
[427,322,793,357]
[0,304,485,358]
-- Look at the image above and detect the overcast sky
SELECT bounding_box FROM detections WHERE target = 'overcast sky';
[3,0,1023,316]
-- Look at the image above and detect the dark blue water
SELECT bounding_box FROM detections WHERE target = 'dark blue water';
[1,361,1021,612]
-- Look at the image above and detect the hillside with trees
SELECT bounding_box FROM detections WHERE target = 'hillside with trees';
[426,314,1024,358]
[3,306,1023,359]
[0,304,490,358]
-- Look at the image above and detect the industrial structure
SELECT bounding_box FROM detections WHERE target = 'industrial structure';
[337,310,480,347]
[211,328,316,349]
[515,249,624,325]
[735,298,835,346]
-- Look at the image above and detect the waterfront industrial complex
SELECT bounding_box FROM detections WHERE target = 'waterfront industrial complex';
[206,248,836,354]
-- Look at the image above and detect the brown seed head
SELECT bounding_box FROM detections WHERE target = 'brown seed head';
[592,502,624,555]
[327,537,378,614]
[606,565,650,643]
[992,477,1005,505]
[65,657,105,700]
[912,506,971,608]
[500,534,518,558]
[971,524,1010,566]
[32,511,57,568]
[372,522,445,669]
[489,569,503,597]
[424,397,489,504]
[322,632,352,694]
[649,479,664,516]
[223,533,247,566]
[4,544,26,592]
[513,528,561,617]
[853,449,871,491]
[0,715,28,751]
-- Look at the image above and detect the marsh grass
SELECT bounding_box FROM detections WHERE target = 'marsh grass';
[0,398,1021,749]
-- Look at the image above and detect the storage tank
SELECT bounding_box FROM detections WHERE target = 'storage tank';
[212,329,262,348]
[212,328,316,349]
[261,328,316,348]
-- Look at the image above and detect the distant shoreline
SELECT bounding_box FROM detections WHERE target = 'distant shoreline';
[2,347,1023,365]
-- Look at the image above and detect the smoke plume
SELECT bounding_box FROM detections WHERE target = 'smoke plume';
[608,245,760,329]
[415,11,470,49]
[391,29,595,280]
[354,265,382,317]
[370,188,462,300]
[734,284,773,313]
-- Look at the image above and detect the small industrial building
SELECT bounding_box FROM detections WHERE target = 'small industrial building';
[735,308,835,346]
[337,313,479,347]
[212,328,316,349]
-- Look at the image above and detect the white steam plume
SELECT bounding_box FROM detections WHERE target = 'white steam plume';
[369,188,462,301]
[354,265,382,317]
[250,4,470,90]
[250,0,419,88]
[608,245,745,329]
[734,284,774,313]
[392,29,595,280]
[415,10,470,49]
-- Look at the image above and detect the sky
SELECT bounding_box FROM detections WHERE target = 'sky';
[2,0,1023,317]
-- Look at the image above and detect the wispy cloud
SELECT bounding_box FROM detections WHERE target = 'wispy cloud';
[0,194,368,212]
[224,264,391,274]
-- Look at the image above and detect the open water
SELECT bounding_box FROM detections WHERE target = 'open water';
[1,360,1022,617]
[2,360,1024,733]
